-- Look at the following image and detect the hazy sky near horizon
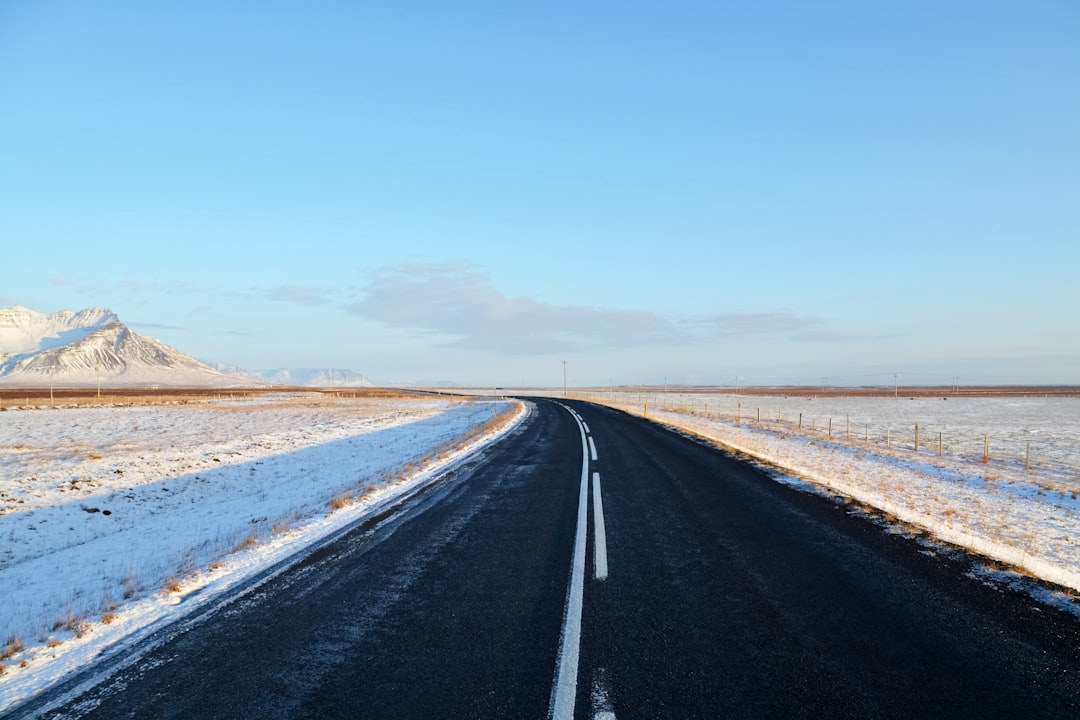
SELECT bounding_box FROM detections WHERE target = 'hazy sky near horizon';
[2,1,1078,386]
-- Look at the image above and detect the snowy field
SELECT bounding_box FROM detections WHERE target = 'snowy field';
[0,393,524,711]
[4,388,1078,711]
[578,391,1080,600]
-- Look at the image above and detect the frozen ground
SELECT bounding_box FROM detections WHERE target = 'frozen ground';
[0,393,524,711]
[5,389,1078,711]
[581,391,1080,599]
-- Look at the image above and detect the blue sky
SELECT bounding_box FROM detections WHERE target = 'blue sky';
[2,1,1078,387]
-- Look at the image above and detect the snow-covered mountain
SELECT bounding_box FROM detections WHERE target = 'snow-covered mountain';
[0,306,253,387]
[0,306,118,357]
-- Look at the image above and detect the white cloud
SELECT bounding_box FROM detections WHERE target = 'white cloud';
[266,285,330,306]
[700,312,813,335]
[344,263,683,354]
[131,322,189,331]
[696,312,847,341]
[342,262,848,359]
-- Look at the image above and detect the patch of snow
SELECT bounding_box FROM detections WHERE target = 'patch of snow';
[580,391,1080,601]
[0,393,526,711]
[0,307,117,360]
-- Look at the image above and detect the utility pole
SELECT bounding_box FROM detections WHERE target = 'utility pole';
[893,371,901,399]
[562,361,567,398]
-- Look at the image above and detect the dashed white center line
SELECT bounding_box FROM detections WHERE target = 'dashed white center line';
[592,472,608,581]
[592,668,617,720]
[552,405,615,719]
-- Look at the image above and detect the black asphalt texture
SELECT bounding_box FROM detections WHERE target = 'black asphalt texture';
[17,398,1080,719]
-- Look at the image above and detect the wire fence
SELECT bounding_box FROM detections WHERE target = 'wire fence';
[577,391,1080,491]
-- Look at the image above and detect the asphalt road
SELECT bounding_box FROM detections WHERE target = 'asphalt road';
[19,398,1080,719]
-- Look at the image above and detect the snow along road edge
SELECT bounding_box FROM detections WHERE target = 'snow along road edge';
[0,399,530,716]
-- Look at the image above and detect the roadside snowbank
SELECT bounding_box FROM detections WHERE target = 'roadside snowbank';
[585,392,1080,599]
[0,393,525,711]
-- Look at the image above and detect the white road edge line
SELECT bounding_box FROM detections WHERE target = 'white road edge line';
[582,421,590,433]
[550,406,590,720]
[592,472,608,581]
[588,436,598,461]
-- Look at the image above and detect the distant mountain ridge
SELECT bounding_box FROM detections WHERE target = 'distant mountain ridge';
[0,306,250,387]
[208,364,374,388]
[257,368,375,387]
[0,305,377,388]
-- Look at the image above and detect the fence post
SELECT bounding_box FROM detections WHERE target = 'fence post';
[915,423,919,452]
[799,413,802,430]
[938,432,942,457]
[887,427,891,448]
[737,402,741,423]
[983,435,989,464]
[1025,441,1030,471]
[828,417,832,438]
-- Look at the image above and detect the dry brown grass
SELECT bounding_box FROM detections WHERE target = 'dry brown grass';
[62,611,88,638]
[122,566,139,599]
[1,636,23,661]
[233,534,258,553]
[101,613,119,625]
[329,492,354,511]
[600,384,1080,399]
[0,386,431,409]
[164,576,181,594]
